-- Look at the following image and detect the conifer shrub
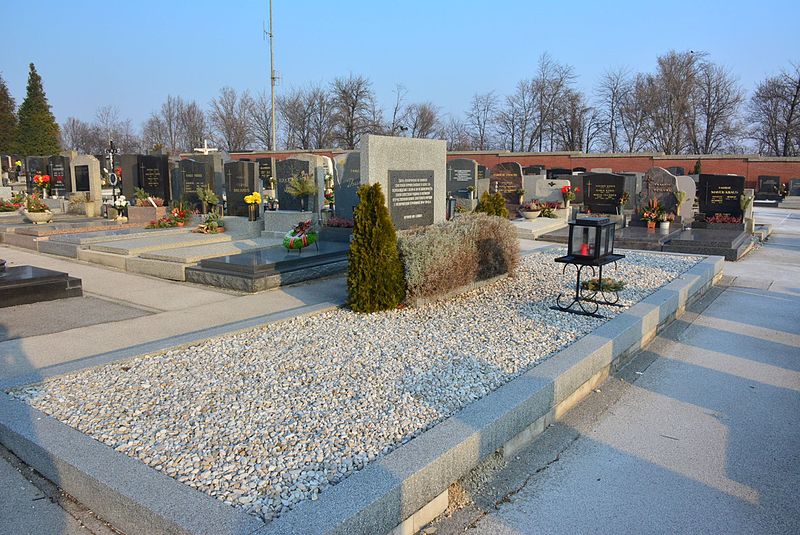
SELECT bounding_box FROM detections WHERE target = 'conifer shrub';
[347,183,406,312]
[474,191,509,218]
[398,213,519,301]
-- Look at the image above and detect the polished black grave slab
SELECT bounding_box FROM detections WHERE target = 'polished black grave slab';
[0,265,83,307]
[185,242,350,292]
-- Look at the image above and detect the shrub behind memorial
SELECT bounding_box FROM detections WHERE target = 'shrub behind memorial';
[474,191,509,218]
[398,213,519,301]
[347,183,406,312]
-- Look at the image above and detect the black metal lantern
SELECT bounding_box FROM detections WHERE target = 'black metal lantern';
[446,194,457,221]
[567,217,616,262]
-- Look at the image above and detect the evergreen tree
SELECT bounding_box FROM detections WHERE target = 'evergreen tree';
[693,159,702,175]
[0,74,17,153]
[15,63,60,155]
[347,183,406,312]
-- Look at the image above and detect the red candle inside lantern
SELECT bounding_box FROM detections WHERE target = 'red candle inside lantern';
[580,243,590,256]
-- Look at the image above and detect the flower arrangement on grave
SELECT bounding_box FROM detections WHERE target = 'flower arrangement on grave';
[170,201,193,226]
[24,193,50,213]
[1,193,24,212]
[639,198,663,223]
[707,214,743,224]
[283,219,318,250]
[561,185,578,203]
[113,195,129,211]
[285,173,318,211]
[244,191,262,205]
[33,173,51,194]
[657,212,675,223]
[581,277,626,292]
[134,188,165,207]
[194,212,225,234]
[146,216,175,229]
[619,191,629,206]
[324,189,335,208]
[196,185,219,214]
[536,200,562,218]
[325,216,354,228]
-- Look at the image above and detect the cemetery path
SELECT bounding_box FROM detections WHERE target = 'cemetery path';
[433,207,800,535]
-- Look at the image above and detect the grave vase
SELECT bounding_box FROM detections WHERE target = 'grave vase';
[248,203,259,222]
[646,221,656,230]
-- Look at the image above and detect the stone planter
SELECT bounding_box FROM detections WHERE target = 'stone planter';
[128,206,167,225]
[520,210,541,220]
[22,210,53,224]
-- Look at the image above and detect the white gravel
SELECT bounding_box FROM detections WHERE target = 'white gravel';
[11,249,700,522]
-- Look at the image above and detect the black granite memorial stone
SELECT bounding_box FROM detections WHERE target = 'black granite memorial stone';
[115,154,139,200]
[224,161,257,217]
[275,159,310,211]
[177,159,212,210]
[334,153,361,219]
[257,158,274,190]
[790,178,800,196]
[667,166,685,176]
[758,175,780,195]
[446,158,477,198]
[48,155,71,196]
[547,168,572,179]
[388,170,434,230]
[523,165,544,175]
[699,174,745,218]
[74,165,90,192]
[138,155,171,203]
[477,165,490,181]
[583,173,625,213]
[640,168,678,214]
[25,156,49,192]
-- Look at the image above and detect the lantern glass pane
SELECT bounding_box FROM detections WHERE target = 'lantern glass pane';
[572,226,597,257]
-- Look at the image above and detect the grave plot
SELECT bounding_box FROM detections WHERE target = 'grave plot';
[12,249,701,524]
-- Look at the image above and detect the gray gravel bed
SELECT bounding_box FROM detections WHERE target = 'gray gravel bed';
[10,250,700,522]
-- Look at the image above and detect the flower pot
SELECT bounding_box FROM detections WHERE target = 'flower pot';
[23,210,53,224]
[176,221,185,227]
[248,203,259,221]
[659,221,670,230]
[520,210,541,219]
[646,221,656,230]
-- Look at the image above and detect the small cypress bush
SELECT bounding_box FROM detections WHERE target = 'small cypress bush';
[347,183,406,312]
[475,191,509,218]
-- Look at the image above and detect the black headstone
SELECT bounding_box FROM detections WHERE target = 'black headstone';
[666,166,685,176]
[334,152,361,220]
[176,159,212,210]
[388,170,434,230]
[224,161,258,217]
[25,156,49,193]
[446,158,477,198]
[572,167,587,173]
[477,165,490,181]
[699,174,745,218]
[583,173,625,213]
[491,162,523,210]
[48,155,71,196]
[74,165,90,192]
[789,178,800,196]
[547,168,572,179]
[257,158,274,190]
[115,154,140,200]
[138,155,171,203]
[640,168,678,214]
[523,165,544,175]
[275,158,310,211]
[757,175,780,194]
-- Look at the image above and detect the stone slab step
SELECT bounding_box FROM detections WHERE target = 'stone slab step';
[49,227,188,245]
[88,232,235,256]
[0,232,42,251]
[139,236,283,264]
[512,217,568,240]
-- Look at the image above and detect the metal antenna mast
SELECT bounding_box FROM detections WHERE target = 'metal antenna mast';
[264,1,277,152]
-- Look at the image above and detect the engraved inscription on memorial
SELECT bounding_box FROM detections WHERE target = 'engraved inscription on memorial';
[389,170,434,230]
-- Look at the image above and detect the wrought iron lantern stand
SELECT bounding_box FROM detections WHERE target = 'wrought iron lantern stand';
[552,217,625,318]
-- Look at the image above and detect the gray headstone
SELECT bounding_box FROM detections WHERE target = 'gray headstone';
[675,175,696,222]
[640,167,678,214]
[275,158,311,211]
[789,178,800,196]
[530,176,571,204]
[224,160,258,217]
[333,152,361,220]
[698,174,745,218]
[618,172,643,210]
[446,158,478,198]
[583,173,625,213]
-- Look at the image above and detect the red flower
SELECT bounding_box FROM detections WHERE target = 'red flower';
[114,167,123,177]
[561,185,570,193]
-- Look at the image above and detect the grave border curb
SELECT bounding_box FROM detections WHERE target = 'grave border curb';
[0,255,723,535]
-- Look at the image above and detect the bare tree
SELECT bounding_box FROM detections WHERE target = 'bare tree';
[95,105,120,144]
[61,117,99,153]
[466,91,497,150]
[309,85,335,148]
[405,102,440,138]
[529,53,577,151]
[618,74,650,152]
[496,80,536,151]
[142,115,167,152]
[251,90,274,150]
[553,89,601,152]
[748,63,800,156]
[179,100,207,152]
[330,74,376,149]
[595,68,630,152]
[278,88,314,149]
[387,84,409,136]
[208,87,254,152]
[441,115,472,150]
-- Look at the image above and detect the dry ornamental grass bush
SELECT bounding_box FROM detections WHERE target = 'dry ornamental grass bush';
[398,213,519,301]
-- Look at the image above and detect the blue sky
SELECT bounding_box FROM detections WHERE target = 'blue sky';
[2,0,798,126]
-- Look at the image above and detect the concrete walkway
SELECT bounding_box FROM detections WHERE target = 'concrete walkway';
[433,206,800,534]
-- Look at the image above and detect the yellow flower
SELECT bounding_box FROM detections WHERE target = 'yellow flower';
[252,191,262,203]
[244,195,254,204]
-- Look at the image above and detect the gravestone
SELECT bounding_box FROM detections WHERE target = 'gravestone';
[138,155,171,203]
[640,167,678,214]
[547,168,572,179]
[359,134,447,229]
[224,160,258,217]
[789,178,800,196]
[757,175,780,195]
[176,159,212,210]
[115,154,140,200]
[25,156,49,192]
[48,155,71,197]
[583,173,625,213]
[477,165,490,181]
[491,161,523,211]
[675,175,697,222]
[618,172,642,210]
[275,158,310,211]
[446,158,478,198]
[388,170,435,229]
[698,174,745,219]
[572,167,587,173]
[529,176,570,204]
[74,165,90,192]
[257,157,274,190]
[333,152,361,220]
[190,153,226,199]
[523,164,544,175]
[666,166,685,176]
[68,153,102,215]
